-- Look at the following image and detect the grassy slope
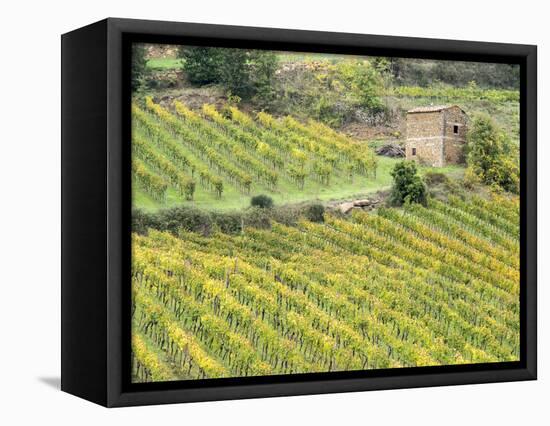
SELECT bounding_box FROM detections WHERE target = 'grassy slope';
[134,155,400,212]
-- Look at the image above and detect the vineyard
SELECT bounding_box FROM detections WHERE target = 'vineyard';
[386,85,519,103]
[132,98,394,211]
[131,193,520,382]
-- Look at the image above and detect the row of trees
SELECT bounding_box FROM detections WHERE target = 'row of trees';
[179,47,278,103]
[376,58,520,90]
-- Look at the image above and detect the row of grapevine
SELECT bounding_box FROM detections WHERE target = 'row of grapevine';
[145,97,253,194]
[132,334,173,382]
[133,104,224,198]
[132,158,167,201]
[175,102,280,189]
[386,85,519,102]
[227,107,308,169]
[133,287,229,379]
[281,115,378,177]
[403,202,519,269]
[133,132,195,200]
[448,195,519,238]
[428,198,518,254]
[201,104,285,171]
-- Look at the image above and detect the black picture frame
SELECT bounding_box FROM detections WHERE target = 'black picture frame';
[61,17,537,407]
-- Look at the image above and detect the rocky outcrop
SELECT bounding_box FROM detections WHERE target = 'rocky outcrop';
[336,198,381,214]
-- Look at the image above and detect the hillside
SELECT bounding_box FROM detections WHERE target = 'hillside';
[130,44,521,384]
[132,193,520,382]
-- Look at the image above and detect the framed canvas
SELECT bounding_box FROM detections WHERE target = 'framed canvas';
[61,18,537,407]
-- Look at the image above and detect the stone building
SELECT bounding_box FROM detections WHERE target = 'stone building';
[405,105,468,167]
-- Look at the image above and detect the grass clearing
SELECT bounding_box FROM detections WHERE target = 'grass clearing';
[146,57,181,70]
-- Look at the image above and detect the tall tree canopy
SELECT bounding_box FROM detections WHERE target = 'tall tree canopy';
[466,114,519,194]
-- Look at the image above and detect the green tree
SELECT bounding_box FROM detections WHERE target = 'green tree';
[389,161,427,206]
[179,46,277,101]
[466,114,519,193]
[179,47,224,85]
[131,44,149,92]
[336,60,384,112]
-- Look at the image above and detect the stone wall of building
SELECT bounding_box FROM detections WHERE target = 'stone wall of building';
[405,111,444,167]
[407,111,443,138]
[443,139,465,164]
[442,106,468,164]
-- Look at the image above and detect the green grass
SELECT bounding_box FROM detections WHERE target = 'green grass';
[145,52,358,70]
[146,57,182,70]
[275,52,364,63]
[133,156,462,212]
[419,164,465,180]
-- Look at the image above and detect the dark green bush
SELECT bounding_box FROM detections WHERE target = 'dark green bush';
[270,206,301,226]
[131,209,161,235]
[389,161,427,206]
[155,206,213,236]
[243,207,272,230]
[250,194,274,209]
[210,211,243,234]
[305,203,325,222]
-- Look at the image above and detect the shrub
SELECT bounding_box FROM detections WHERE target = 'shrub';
[386,58,519,90]
[156,206,213,236]
[305,203,325,222]
[463,167,482,190]
[210,211,243,234]
[389,161,427,206]
[250,194,274,209]
[270,58,386,126]
[131,209,160,235]
[423,171,449,187]
[270,205,301,226]
[243,207,272,230]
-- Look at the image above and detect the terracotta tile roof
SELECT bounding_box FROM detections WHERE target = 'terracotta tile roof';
[407,105,460,113]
